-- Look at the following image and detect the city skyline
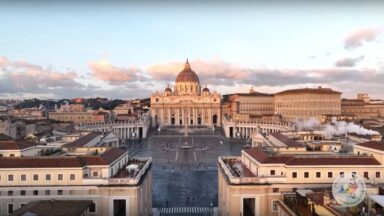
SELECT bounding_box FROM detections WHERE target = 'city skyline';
[1,1,384,99]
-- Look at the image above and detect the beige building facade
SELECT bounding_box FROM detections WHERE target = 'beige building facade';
[150,60,221,127]
[218,140,384,216]
[0,148,152,216]
[274,87,341,121]
[341,93,384,119]
[49,111,107,124]
[222,87,275,119]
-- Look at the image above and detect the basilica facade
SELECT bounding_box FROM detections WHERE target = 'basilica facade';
[150,60,221,128]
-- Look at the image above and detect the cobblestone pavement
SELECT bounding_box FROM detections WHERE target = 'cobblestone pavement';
[131,128,247,208]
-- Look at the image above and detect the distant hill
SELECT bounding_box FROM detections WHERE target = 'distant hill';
[14,98,128,110]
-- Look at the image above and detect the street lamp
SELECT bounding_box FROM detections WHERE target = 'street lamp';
[212,126,215,135]
[157,127,161,136]
[236,132,240,139]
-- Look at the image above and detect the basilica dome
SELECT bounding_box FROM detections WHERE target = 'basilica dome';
[173,59,201,96]
[175,59,200,84]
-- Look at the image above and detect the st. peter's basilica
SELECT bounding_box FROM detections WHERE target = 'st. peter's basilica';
[150,60,221,128]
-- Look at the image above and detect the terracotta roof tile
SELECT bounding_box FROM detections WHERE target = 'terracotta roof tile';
[243,148,269,162]
[0,157,83,168]
[0,140,36,150]
[275,87,341,95]
[78,157,107,166]
[270,132,304,148]
[0,148,127,168]
[64,132,100,148]
[356,141,384,151]
[285,157,380,166]
[100,148,128,164]
[11,200,92,216]
[244,147,381,166]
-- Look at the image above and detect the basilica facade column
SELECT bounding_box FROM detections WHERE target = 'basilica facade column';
[168,108,171,125]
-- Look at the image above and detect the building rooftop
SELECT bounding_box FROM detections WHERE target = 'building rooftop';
[100,148,128,164]
[0,133,13,141]
[243,148,381,166]
[275,87,341,95]
[112,158,149,178]
[0,148,128,168]
[0,140,36,150]
[270,132,304,148]
[63,132,100,148]
[222,158,255,178]
[227,92,273,97]
[356,141,384,151]
[11,200,92,216]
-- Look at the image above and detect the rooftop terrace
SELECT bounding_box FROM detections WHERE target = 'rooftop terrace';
[109,157,152,186]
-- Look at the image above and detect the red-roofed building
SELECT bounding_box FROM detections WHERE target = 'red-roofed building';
[0,140,39,157]
[354,140,384,164]
[218,146,384,216]
[0,148,152,215]
[268,132,305,151]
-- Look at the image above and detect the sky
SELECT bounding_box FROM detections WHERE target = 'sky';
[1,1,384,99]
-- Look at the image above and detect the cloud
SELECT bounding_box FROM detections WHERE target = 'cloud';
[147,58,250,86]
[144,58,384,99]
[344,27,382,49]
[0,57,10,67]
[0,56,86,99]
[88,60,141,84]
[2,57,384,99]
[335,55,364,67]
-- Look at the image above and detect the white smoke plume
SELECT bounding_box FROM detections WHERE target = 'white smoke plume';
[294,117,379,136]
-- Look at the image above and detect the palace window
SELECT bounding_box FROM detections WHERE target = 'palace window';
[304,172,309,178]
[364,172,369,179]
[70,174,76,181]
[8,204,14,214]
[292,172,297,178]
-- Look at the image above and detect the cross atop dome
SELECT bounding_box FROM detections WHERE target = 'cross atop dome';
[184,58,190,69]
